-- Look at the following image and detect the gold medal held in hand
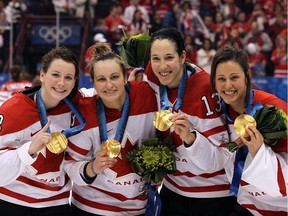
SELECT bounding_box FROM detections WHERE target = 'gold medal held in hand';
[46,132,68,154]
[153,110,173,131]
[234,114,257,137]
[101,140,121,158]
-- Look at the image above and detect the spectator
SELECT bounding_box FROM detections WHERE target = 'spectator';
[261,0,276,21]
[179,1,208,39]
[4,0,27,43]
[75,0,98,19]
[150,0,171,18]
[246,42,266,77]
[4,0,27,24]
[126,9,149,37]
[162,2,180,29]
[202,15,216,45]
[104,3,125,52]
[196,38,216,74]
[243,21,273,55]
[232,10,250,39]
[267,13,287,47]
[271,34,287,78]
[184,34,197,63]
[219,0,240,28]
[149,11,163,34]
[90,18,109,45]
[218,26,243,49]
[0,65,32,94]
[213,11,230,48]
[246,2,266,31]
[123,0,150,26]
[179,1,194,36]
[267,1,285,26]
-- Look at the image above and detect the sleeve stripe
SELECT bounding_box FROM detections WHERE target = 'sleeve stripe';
[277,158,287,196]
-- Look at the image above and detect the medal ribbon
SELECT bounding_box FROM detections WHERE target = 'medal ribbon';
[223,90,263,196]
[221,91,262,122]
[145,183,161,216]
[97,85,130,144]
[160,65,192,111]
[36,89,86,137]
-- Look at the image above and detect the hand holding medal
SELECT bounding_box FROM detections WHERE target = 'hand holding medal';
[156,65,189,132]
[234,114,257,137]
[100,140,121,158]
[36,89,86,154]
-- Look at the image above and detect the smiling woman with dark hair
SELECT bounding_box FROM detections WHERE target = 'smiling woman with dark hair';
[143,27,236,216]
[0,46,85,216]
[209,44,287,215]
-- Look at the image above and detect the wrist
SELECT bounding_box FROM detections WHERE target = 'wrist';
[85,162,97,178]
[82,162,97,183]
[183,131,196,147]
[90,162,98,176]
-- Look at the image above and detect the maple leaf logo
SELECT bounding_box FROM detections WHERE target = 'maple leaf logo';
[31,148,64,175]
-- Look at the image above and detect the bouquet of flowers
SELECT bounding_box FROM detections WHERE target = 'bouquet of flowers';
[226,105,288,152]
[119,30,150,68]
[126,135,176,184]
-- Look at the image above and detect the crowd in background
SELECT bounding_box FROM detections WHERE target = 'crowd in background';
[88,0,287,78]
[0,0,286,97]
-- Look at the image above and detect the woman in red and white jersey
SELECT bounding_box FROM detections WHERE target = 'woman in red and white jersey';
[210,44,287,215]
[64,48,158,215]
[190,44,287,216]
[0,47,84,216]
[144,28,236,216]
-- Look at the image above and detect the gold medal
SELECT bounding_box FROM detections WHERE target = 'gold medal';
[234,114,257,137]
[153,110,173,131]
[46,132,68,154]
[100,140,121,158]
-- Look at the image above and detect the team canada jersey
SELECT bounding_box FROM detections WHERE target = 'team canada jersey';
[145,62,232,198]
[65,81,158,216]
[190,90,288,215]
[0,89,77,207]
[233,90,287,215]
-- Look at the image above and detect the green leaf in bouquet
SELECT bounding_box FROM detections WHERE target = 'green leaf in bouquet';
[125,134,176,184]
[254,106,288,144]
[119,30,150,68]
